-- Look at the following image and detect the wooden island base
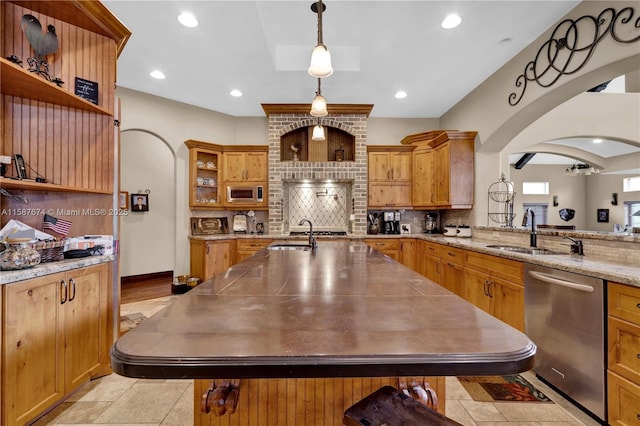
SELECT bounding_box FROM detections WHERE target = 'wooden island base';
[194,376,445,425]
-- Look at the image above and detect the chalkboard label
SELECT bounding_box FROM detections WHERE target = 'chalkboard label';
[74,77,99,105]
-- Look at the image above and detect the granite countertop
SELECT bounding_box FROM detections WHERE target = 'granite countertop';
[111,241,535,379]
[0,255,116,285]
[190,232,640,287]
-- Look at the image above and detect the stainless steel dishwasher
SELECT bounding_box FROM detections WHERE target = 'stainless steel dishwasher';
[524,264,605,422]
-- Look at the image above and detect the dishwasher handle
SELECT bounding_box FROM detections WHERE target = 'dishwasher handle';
[528,270,595,293]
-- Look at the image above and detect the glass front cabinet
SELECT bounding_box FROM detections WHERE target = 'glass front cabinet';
[186,140,222,209]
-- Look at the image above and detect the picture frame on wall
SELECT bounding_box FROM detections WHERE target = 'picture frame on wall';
[597,208,609,223]
[119,191,129,210]
[400,223,411,234]
[131,193,149,212]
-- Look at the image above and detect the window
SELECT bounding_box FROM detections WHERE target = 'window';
[623,176,640,192]
[522,182,549,195]
[523,203,548,225]
[624,201,640,228]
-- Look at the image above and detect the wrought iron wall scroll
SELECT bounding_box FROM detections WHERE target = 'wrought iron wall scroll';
[509,6,640,106]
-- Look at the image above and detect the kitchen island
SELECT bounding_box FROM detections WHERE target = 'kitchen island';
[111,241,535,423]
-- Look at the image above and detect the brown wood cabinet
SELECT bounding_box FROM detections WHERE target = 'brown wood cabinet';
[463,250,524,331]
[185,140,222,209]
[440,246,465,298]
[421,240,443,285]
[2,263,111,426]
[402,131,476,210]
[190,239,236,282]
[367,146,413,208]
[398,239,416,270]
[236,239,274,262]
[223,149,268,182]
[195,376,446,425]
[608,282,640,425]
[364,238,399,260]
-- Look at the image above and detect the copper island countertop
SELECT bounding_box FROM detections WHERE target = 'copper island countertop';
[111,241,535,379]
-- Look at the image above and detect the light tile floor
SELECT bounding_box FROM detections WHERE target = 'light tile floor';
[32,296,602,426]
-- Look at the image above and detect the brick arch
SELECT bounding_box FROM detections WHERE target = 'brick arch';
[277,118,357,138]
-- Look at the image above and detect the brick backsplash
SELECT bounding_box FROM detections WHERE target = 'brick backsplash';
[267,114,368,235]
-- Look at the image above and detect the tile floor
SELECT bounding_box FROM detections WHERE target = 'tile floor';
[32,296,602,426]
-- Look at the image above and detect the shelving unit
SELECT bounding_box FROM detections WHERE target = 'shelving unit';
[185,140,222,209]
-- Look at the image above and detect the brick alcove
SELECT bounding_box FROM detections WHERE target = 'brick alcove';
[262,104,373,235]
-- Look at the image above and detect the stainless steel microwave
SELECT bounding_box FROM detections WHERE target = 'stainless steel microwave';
[227,185,264,203]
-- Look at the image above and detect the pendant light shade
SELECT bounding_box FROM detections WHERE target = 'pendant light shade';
[308,44,333,78]
[310,93,328,117]
[312,122,325,141]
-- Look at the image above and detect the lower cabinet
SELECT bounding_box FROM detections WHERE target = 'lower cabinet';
[463,250,524,332]
[236,239,274,263]
[398,239,416,270]
[364,238,399,260]
[190,239,236,282]
[2,263,111,426]
[440,246,465,298]
[607,282,640,425]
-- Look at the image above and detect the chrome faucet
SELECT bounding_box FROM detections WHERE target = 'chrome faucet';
[523,208,537,247]
[298,219,317,250]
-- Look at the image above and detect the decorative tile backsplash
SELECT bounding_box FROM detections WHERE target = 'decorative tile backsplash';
[285,181,352,233]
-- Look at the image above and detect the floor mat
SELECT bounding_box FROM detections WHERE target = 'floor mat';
[458,374,553,403]
[120,312,147,333]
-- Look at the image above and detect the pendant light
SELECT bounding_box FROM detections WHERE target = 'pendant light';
[308,1,333,78]
[310,78,328,117]
[312,119,326,141]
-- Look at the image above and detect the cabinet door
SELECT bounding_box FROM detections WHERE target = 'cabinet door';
[433,144,450,205]
[368,152,390,181]
[441,261,465,298]
[463,268,492,315]
[3,273,66,426]
[244,152,267,181]
[204,241,235,280]
[368,183,412,208]
[223,152,246,181]
[424,254,441,285]
[607,370,640,426]
[412,148,434,207]
[492,276,524,332]
[64,264,109,390]
[399,239,416,271]
[390,152,412,181]
[190,148,221,208]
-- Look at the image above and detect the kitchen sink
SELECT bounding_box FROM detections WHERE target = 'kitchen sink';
[267,244,313,251]
[485,245,564,255]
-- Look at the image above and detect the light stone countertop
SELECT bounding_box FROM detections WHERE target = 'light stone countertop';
[191,232,640,287]
[1,255,116,285]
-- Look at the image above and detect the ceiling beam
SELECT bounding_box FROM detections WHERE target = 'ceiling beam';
[514,153,536,169]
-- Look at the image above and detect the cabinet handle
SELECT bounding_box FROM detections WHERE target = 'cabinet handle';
[483,280,488,296]
[207,245,210,254]
[637,303,640,309]
[391,169,394,180]
[68,278,76,302]
[60,280,68,304]
[488,281,493,298]
[447,252,456,257]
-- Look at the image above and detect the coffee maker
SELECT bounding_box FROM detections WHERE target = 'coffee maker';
[424,212,440,234]
[383,211,400,234]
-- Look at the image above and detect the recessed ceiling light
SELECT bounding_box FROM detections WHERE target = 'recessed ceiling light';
[441,14,462,29]
[178,12,198,28]
[394,91,407,99]
[149,70,165,80]
[593,138,603,143]
[230,89,243,97]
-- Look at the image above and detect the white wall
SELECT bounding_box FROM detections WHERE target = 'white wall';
[120,130,175,276]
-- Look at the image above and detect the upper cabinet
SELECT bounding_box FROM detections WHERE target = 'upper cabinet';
[402,130,477,210]
[367,146,413,208]
[184,141,268,210]
[223,148,267,182]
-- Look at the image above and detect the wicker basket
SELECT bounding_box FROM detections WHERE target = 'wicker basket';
[34,240,65,263]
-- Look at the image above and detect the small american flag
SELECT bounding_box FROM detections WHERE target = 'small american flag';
[43,214,72,236]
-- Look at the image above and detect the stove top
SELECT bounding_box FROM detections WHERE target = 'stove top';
[289,231,348,236]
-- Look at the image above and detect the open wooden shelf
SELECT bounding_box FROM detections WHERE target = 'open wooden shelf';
[1,177,112,194]
[1,58,112,115]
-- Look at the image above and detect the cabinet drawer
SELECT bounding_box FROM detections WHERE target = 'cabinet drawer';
[608,316,640,384]
[609,282,640,325]
[237,239,273,251]
[365,239,399,251]
[440,246,464,266]
[465,250,522,283]
[608,370,640,426]
[422,242,442,257]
